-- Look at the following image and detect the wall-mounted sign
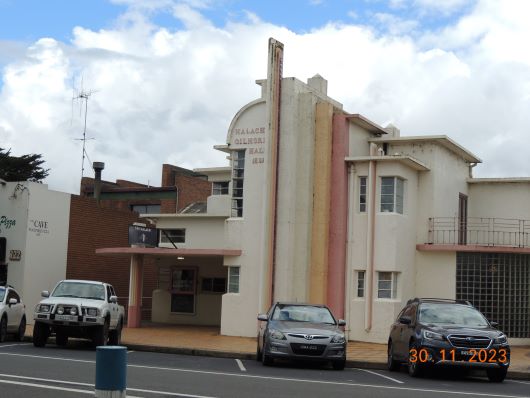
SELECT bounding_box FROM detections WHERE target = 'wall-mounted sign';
[9,250,21,261]
[128,225,158,247]
[28,219,50,236]
[0,216,16,233]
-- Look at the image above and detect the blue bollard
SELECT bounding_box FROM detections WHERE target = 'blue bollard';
[95,346,127,397]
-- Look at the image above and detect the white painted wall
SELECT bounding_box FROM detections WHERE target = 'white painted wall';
[0,182,70,324]
[468,182,530,219]
[157,217,227,249]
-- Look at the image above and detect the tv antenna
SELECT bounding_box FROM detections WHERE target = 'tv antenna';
[72,78,98,178]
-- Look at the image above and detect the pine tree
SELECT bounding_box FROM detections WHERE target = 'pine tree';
[0,148,50,182]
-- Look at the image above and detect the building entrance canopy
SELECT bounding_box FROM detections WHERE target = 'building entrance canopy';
[96,247,242,328]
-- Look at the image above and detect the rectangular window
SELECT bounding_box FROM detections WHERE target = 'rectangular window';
[212,181,229,195]
[160,229,185,244]
[201,277,226,293]
[228,266,240,293]
[231,150,245,217]
[130,204,161,214]
[377,271,398,299]
[381,177,404,214]
[357,271,365,298]
[359,177,367,212]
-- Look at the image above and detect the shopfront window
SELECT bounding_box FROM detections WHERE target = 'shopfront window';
[171,268,196,313]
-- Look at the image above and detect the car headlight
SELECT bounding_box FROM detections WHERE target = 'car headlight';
[83,307,99,316]
[331,334,345,344]
[56,306,64,315]
[70,307,77,315]
[269,329,286,340]
[494,334,507,344]
[423,330,444,341]
[36,304,51,313]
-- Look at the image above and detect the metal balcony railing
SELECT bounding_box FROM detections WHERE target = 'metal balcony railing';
[428,217,530,248]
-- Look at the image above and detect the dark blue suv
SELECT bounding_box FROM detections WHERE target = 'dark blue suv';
[387,298,510,382]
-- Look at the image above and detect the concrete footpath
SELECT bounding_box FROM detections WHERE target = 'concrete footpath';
[26,324,530,380]
[122,325,530,379]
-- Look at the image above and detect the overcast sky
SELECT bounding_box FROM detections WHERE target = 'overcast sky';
[0,0,529,194]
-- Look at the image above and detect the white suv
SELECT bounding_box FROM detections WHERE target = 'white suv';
[33,280,125,348]
[0,285,26,342]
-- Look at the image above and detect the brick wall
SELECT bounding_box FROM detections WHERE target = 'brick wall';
[175,174,212,211]
[66,195,157,320]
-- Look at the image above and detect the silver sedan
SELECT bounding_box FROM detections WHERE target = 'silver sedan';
[257,302,347,370]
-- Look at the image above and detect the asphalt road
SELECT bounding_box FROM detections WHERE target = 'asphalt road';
[1,341,529,398]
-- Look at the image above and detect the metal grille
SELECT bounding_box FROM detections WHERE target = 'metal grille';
[448,335,491,349]
[456,252,530,338]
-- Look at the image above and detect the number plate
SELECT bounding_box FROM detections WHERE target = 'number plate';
[299,345,318,350]
[55,315,77,321]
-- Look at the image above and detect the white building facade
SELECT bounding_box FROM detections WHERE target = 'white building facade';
[0,181,70,319]
[106,39,530,345]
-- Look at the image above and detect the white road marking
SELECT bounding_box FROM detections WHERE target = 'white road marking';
[0,378,94,395]
[0,351,94,363]
[354,368,404,384]
[235,359,246,372]
[511,380,530,385]
[0,373,216,398]
[128,350,136,353]
[0,343,30,349]
[1,351,528,398]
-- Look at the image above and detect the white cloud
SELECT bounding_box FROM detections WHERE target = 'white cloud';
[1,0,529,194]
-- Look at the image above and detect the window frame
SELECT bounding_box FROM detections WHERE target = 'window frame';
[227,266,240,294]
[377,271,398,300]
[359,176,367,213]
[356,270,365,298]
[212,181,230,195]
[160,229,186,244]
[380,176,404,214]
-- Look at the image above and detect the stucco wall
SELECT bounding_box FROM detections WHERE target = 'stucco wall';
[468,182,530,219]
[0,182,71,324]
[415,251,456,299]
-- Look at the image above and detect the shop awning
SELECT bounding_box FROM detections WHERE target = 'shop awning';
[95,247,242,257]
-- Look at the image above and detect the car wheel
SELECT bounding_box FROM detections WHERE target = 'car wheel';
[387,341,400,371]
[93,318,110,347]
[487,367,508,382]
[33,321,49,347]
[332,360,346,370]
[261,338,273,366]
[56,332,68,347]
[109,318,123,345]
[408,342,423,378]
[14,316,26,342]
[0,316,7,343]
[256,336,263,361]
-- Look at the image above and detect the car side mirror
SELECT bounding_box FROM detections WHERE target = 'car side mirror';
[257,314,268,322]
[399,316,412,325]
[110,295,118,304]
[337,319,346,326]
[8,298,17,305]
[41,290,50,298]
[490,321,499,328]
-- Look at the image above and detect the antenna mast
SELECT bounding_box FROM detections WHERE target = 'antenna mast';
[72,82,97,178]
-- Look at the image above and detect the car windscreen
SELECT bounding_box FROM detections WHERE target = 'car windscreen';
[0,287,4,302]
[51,282,105,300]
[418,303,489,327]
[271,305,335,324]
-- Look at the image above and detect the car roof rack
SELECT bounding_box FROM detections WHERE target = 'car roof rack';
[406,297,472,306]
